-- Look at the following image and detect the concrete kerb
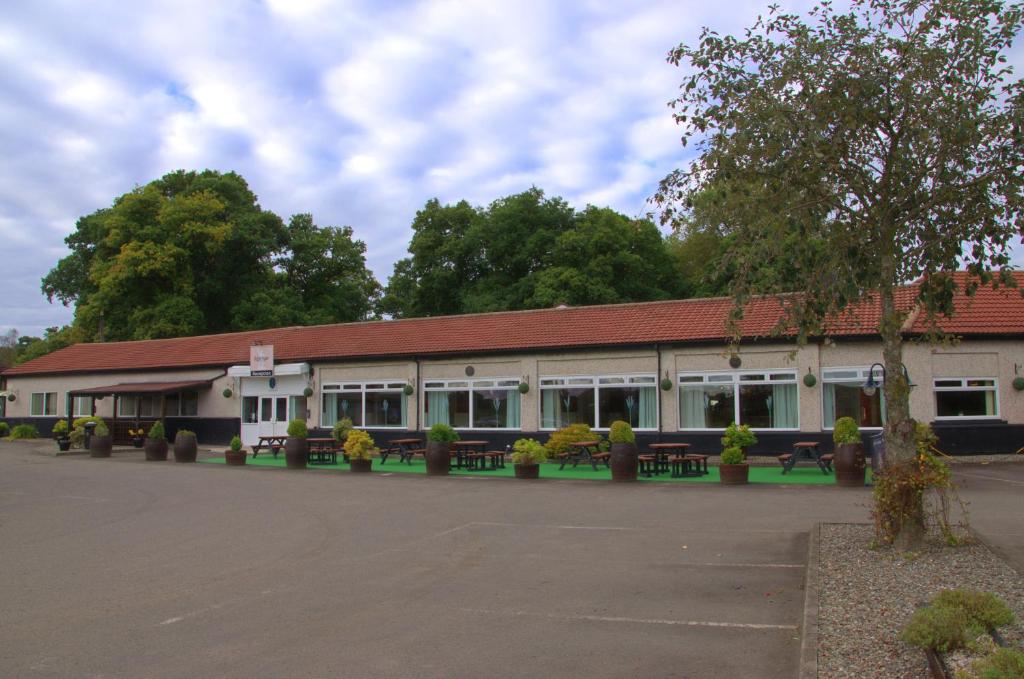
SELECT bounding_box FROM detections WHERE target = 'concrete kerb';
[799,522,821,679]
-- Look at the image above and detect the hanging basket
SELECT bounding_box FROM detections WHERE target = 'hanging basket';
[660,377,673,391]
[1013,377,1024,391]
[518,383,530,394]
[403,384,415,396]
[803,373,817,388]
[303,386,314,397]
[728,354,742,369]
[6,393,15,402]
[222,388,233,398]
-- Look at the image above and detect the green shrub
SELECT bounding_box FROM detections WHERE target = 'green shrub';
[344,429,376,461]
[229,436,242,452]
[956,647,1024,679]
[832,417,861,445]
[72,416,103,430]
[544,423,600,457]
[427,423,459,443]
[721,422,757,450]
[932,589,1015,631]
[916,421,940,454]
[902,605,981,653]
[52,419,70,437]
[175,429,196,440]
[0,422,9,437]
[721,446,745,465]
[332,417,354,443]
[608,420,636,444]
[10,424,39,439]
[148,420,165,440]
[511,438,548,465]
[94,421,110,437]
[286,419,308,438]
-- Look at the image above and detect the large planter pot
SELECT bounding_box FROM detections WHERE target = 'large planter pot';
[719,463,750,485]
[424,441,451,476]
[173,435,198,463]
[610,443,638,482]
[56,437,71,452]
[131,437,144,449]
[284,437,308,469]
[224,449,247,466]
[514,463,540,479]
[89,435,112,458]
[834,442,866,487]
[349,458,372,473]
[144,438,168,461]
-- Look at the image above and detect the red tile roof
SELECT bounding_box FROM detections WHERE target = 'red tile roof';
[5,272,1023,377]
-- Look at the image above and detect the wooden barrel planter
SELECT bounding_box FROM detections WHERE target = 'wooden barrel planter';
[173,434,198,463]
[144,438,168,461]
[424,441,451,476]
[514,463,540,479]
[284,437,308,469]
[719,463,750,485]
[349,458,372,473]
[610,443,638,481]
[224,449,247,466]
[89,435,113,458]
[833,442,866,487]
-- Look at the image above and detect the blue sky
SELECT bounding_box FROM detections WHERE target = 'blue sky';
[1,0,1021,338]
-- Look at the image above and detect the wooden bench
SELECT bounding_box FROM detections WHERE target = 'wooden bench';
[683,454,709,474]
[638,454,657,477]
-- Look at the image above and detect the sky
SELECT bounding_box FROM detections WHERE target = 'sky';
[1,0,1022,338]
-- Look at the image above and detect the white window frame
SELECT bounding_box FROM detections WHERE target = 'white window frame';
[422,378,522,431]
[321,381,408,429]
[677,370,800,432]
[821,366,885,431]
[30,392,58,417]
[933,377,1000,420]
[71,394,94,418]
[538,374,659,432]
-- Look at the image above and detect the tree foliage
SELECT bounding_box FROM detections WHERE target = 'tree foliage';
[655,0,1024,546]
[42,170,380,343]
[381,188,683,317]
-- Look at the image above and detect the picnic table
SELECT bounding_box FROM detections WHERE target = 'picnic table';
[451,440,503,470]
[384,438,424,464]
[781,441,833,474]
[307,437,337,465]
[251,435,287,458]
[558,440,610,471]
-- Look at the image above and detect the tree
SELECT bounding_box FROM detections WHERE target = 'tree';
[13,326,78,365]
[655,0,1024,547]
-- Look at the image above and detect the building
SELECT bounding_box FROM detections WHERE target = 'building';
[3,273,1023,454]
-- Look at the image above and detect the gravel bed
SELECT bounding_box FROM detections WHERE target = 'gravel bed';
[817,523,1024,679]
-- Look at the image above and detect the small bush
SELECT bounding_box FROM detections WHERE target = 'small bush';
[94,421,110,437]
[52,419,70,437]
[932,589,1015,631]
[344,429,376,461]
[545,423,600,457]
[0,422,9,437]
[721,422,757,450]
[72,416,102,430]
[427,423,459,443]
[332,417,353,443]
[956,647,1024,679]
[148,420,165,440]
[721,446,745,465]
[10,424,39,439]
[286,419,308,438]
[175,429,196,440]
[902,605,981,653]
[511,438,547,465]
[832,417,861,445]
[229,436,242,452]
[608,420,635,444]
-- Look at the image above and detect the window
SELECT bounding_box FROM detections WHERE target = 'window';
[678,371,798,430]
[118,391,199,417]
[822,367,884,429]
[30,392,57,416]
[72,395,94,417]
[323,382,407,429]
[424,379,521,429]
[934,378,998,418]
[540,375,658,430]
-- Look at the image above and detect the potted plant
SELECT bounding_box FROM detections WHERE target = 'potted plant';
[344,429,376,472]
[89,419,112,458]
[608,420,639,481]
[53,419,71,452]
[332,417,353,445]
[173,429,198,463]
[511,438,547,479]
[144,420,168,461]
[225,435,247,466]
[832,416,866,487]
[425,423,459,475]
[284,419,308,470]
[128,428,145,448]
[719,422,756,485]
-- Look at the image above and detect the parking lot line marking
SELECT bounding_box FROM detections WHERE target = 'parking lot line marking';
[470,520,803,535]
[955,471,1024,486]
[460,608,798,630]
[159,616,184,625]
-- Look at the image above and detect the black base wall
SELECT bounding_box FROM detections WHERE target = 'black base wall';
[165,418,240,447]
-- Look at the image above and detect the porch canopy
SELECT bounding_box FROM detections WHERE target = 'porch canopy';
[69,379,214,396]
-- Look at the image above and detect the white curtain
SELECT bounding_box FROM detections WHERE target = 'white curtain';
[426,391,450,427]
[638,387,658,429]
[541,390,558,428]
[822,385,836,428]
[505,391,521,428]
[322,393,337,426]
[771,384,798,428]
[679,387,706,428]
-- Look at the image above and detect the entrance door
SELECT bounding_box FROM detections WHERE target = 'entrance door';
[241,396,289,445]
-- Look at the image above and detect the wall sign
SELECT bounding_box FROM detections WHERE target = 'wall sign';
[250,345,274,376]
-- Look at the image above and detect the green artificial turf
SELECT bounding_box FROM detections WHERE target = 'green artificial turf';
[200,454,871,486]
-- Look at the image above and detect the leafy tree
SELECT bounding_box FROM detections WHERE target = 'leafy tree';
[0,329,19,369]
[655,0,1024,547]
[13,326,78,365]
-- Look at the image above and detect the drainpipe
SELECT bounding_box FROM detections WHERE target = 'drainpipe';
[655,343,663,443]
[414,356,420,432]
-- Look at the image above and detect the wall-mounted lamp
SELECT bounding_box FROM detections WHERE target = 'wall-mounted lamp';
[863,362,914,396]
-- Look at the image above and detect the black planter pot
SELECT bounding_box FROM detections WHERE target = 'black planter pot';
[719,463,750,485]
[131,437,144,449]
[284,437,308,469]
[610,443,638,481]
[56,437,71,452]
[514,463,540,479]
[424,441,451,475]
[144,438,168,461]
[349,458,372,473]
[834,442,866,487]
[173,435,198,463]
[89,435,113,458]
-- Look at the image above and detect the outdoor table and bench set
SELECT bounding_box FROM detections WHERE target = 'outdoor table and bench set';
[381,438,506,471]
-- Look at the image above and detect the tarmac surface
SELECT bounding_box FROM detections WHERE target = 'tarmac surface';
[953,463,1024,575]
[0,441,1017,679]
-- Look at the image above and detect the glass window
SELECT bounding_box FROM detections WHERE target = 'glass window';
[425,379,521,429]
[31,392,57,416]
[678,372,798,430]
[275,397,287,422]
[934,378,998,418]
[822,368,884,429]
[180,392,198,417]
[322,381,408,429]
[242,396,258,424]
[72,395,93,417]
[540,375,657,430]
[260,398,272,422]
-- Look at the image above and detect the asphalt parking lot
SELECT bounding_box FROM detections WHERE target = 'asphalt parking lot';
[0,443,878,678]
